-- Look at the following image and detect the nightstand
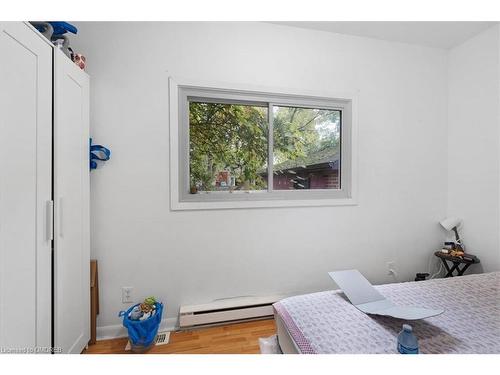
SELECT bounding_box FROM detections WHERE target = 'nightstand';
[434,251,480,277]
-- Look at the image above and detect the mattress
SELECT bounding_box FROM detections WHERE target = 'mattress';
[273,272,500,354]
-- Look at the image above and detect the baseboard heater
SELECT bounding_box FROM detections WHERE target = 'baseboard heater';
[179,295,285,328]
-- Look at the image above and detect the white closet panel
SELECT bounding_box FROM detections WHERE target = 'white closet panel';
[0,22,52,349]
[53,48,90,354]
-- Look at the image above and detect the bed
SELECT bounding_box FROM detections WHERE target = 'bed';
[273,272,500,354]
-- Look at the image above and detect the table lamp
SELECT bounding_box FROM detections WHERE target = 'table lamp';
[439,217,464,250]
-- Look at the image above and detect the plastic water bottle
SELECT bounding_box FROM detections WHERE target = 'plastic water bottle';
[397,324,419,354]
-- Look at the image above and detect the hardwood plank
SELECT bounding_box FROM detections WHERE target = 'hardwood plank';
[83,318,277,354]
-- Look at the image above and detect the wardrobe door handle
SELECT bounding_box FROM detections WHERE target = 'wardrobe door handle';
[46,200,54,241]
[58,197,64,238]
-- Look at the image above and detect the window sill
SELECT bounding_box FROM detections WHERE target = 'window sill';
[171,197,358,211]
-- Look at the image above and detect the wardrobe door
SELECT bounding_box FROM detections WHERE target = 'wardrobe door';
[0,22,52,350]
[53,49,90,354]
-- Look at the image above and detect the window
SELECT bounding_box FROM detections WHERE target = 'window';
[271,106,341,191]
[170,79,356,210]
[189,101,269,192]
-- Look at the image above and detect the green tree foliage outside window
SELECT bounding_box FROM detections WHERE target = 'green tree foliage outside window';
[272,106,340,170]
[189,102,268,191]
[189,101,340,192]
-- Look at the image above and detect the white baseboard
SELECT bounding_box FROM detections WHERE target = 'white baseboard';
[96,317,178,341]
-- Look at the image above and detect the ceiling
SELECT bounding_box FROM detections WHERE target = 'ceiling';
[269,22,497,49]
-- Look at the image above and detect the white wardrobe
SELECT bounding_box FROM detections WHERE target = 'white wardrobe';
[0,22,90,354]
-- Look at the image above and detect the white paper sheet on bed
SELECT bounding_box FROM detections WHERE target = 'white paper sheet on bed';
[329,269,444,320]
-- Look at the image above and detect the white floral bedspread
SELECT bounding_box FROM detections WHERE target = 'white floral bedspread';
[274,272,500,354]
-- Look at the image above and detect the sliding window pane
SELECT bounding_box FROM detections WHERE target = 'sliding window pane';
[189,102,268,192]
[271,106,341,190]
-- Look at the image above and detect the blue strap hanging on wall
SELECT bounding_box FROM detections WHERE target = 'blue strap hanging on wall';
[89,138,111,170]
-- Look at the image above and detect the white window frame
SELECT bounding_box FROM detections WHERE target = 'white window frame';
[169,76,358,210]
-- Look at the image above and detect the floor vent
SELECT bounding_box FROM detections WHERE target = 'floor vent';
[179,295,284,328]
[155,331,170,346]
[124,331,171,351]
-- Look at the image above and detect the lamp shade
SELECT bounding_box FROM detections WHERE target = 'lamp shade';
[440,217,462,231]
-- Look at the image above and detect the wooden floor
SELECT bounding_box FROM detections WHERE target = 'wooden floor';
[84,318,277,354]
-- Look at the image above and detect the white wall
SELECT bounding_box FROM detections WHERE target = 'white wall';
[447,25,500,273]
[71,22,449,335]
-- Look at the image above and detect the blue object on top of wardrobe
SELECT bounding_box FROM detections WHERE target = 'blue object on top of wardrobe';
[89,138,111,170]
[49,22,77,35]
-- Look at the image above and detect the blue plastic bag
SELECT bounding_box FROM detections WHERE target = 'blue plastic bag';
[119,302,163,348]
[89,138,111,170]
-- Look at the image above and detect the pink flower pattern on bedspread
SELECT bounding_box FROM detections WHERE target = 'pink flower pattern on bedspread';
[273,272,500,354]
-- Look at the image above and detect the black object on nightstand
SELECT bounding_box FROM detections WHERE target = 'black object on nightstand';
[434,251,480,277]
[415,273,429,281]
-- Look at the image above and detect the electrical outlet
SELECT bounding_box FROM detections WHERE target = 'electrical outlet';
[122,286,134,303]
[387,261,396,275]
